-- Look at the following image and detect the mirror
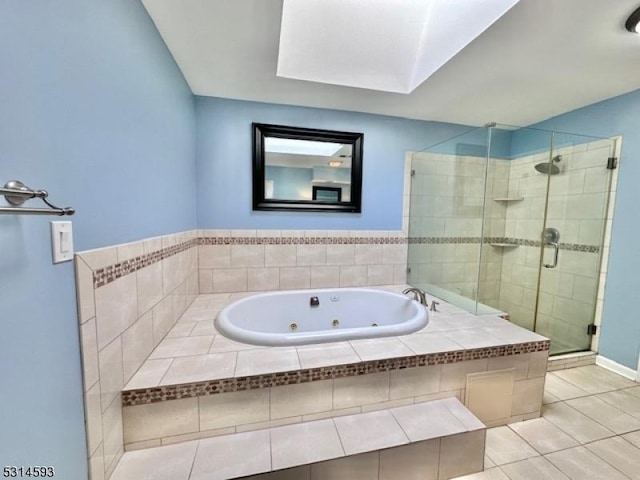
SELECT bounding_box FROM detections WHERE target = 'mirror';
[252,123,363,212]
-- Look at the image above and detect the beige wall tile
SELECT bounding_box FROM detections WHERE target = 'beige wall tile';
[247,267,280,291]
[333,372,390,409]
[102,395,124,476]
[439,431,486,480]
[528,351,549,378]
[302,407,362,422]
[441,359,489,391]
[80,317,100,391]
[213,268,248,293]
[280,267,311,290]
[465,369,515,425]
[379,440,439,480]
[199,245,231,268]
[159,426,235,446]
[311,452,379,480]
[121,311,153,383]
[95,273,138,350]
[310,266,340,288]
[390,365,441,400]
[151,296,175,347]
[326,244,355,265]
[354,244,382,265]
[136,262,163,317]
[85,381,103,457]
[265,245,297,267]
[75,257,95,324]
[89,444,105,480]
[79,247,118,271]
[236,416,301,433]
[270,380,333,420]
[382,244,407,265]
[123,397,199,443]
[231,245,265,267]
[198,269,213,294]
[487,354,529,381]
[124,439,162,451]
[339,266,367,287]
[512,377,545,416]
[98,338,124,412]
[296,245,327,266]
[361,397,414,413]
[367,265,394,285]
[199,389,270,431]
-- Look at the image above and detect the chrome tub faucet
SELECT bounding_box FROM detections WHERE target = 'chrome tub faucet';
[402,287,428,307]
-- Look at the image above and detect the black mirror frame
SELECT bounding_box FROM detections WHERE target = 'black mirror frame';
[252,123,363,213]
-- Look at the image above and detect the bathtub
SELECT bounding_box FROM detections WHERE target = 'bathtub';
[215,288,429,346]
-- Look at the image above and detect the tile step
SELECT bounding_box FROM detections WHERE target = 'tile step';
[111,397,487,480]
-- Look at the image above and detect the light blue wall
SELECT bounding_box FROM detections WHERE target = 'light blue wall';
[519,89,640,370]
[195,96,477,230]
[0,1,196,478]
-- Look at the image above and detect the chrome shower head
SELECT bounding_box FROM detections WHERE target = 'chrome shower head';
[534,155,562,175]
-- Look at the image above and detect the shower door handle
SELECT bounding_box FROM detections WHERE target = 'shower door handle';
[543,242,559,268]
[542,227,560,269]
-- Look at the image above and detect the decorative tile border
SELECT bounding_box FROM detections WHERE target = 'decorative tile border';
[198,236,407,246]
[122,339,550,406]
[93,238,197,288]
[408,236,600,253]
[93,234,408,289]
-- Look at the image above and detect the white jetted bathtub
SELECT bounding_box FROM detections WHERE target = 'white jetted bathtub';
[215,288,429,346]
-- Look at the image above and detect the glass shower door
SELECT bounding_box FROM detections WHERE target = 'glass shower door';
[535,134,616,354]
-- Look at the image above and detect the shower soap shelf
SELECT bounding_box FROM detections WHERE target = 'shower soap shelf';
[493,197,524,202]
[489,243,519,248]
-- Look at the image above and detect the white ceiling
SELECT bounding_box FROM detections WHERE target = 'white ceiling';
[142,0,640,127]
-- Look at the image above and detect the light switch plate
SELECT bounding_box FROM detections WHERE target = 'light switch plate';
[50,221,73,264]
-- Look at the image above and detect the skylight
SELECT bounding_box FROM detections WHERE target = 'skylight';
[277,0,520,94]
[265,138,343,156]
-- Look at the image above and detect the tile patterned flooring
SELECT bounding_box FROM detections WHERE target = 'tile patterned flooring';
[454,365,640,480]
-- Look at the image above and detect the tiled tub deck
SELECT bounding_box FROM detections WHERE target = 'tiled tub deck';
[121,286,550,451]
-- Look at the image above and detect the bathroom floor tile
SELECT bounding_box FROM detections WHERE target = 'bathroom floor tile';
[585,436,640,479]
[541,402,615,444]
[566,395,640,434]
[235,347,300,376]
[111,442,198,480]
[190,430,271,480]
[597,389,640,419]
[622,429,640,448]
[499,457,570,480]
[159,352,237,385]
[296,342,360,369]
[148,336,214,359]
[451,468,509,480]
[543,374,590,401]
[545,446,629,480]
[552,365,636,394]
[509,418,579,454]
[270,419,344,470]
[348,337,414,361]
[333,410,409,455]
[485,426,539,466]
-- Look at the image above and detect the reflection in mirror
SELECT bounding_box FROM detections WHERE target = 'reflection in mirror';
[253,124,363,212]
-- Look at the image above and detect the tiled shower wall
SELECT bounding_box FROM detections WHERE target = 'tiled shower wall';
[499,141,613,351]
[75,231,199,480]
[76,229,409,479]
[408,138,614,352]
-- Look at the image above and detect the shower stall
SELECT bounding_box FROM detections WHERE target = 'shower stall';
[407,123,619,355]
